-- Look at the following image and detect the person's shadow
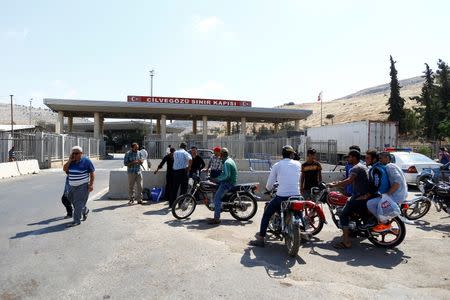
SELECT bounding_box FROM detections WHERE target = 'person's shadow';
[10,222,71,239]
[240,242,305,279]
[414,220,450,236]
[306,237,409,269]
[27,216,66,226]
[165,219,253,230]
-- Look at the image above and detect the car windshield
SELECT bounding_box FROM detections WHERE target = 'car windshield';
[395,152,435,164]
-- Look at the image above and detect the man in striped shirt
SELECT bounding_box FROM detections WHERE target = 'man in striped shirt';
[63,146,95,227]
[124,142,145,205]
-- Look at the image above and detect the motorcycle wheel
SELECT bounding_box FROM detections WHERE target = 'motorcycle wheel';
[304,206,324,236]
[285,221,300,257]
[367,216,406,248]
[403,199,431,220]
[171,194,197,220]
[229,193,258,221]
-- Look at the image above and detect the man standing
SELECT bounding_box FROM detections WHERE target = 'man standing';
[250,145,301,246]
[301,148,322,199]
[63,146,95,227]
[8,146,16,161]
[203,146,223,179]
[140,146,150,170]
[208,148,237,225]
[328,150,369,248]
[189,146,205,178]
[438,147,450,165]
[154,147,175,202]
[124,142,145,205]
[171,142,192,207]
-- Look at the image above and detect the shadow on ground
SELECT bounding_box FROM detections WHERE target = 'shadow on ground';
[10,222,72,239]
[306,236,409,269]
[414,220,450,236]
[165,218,253,230]
[240,243,305,279]
[27,216,66,226]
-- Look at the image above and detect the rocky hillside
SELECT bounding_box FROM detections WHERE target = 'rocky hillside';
[287,76,423,129]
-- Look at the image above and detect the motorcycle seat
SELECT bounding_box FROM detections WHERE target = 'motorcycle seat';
[229,183,259,192]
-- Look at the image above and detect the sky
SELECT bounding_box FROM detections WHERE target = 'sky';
[1,0,449,109]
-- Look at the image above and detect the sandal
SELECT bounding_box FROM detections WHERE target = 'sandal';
[332,241,351,249]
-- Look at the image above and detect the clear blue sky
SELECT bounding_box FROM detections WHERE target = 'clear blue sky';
[1,0,449,108]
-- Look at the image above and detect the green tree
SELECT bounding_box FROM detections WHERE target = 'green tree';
[436,59,450,138]
[386,55,406,133]
[411,64,440,140]
[402,108,420,137]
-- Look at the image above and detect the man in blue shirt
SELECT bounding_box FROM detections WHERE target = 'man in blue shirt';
[124,142,145,205]
[170,142,192,207]
[63,146,95,227]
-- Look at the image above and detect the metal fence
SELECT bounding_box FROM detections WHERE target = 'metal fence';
[0,132,103,168]
[144,135,338,164]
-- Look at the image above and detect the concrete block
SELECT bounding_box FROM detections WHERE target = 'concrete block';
[16,159,40,175]
[108,169,347,200]
[0,161,21,179]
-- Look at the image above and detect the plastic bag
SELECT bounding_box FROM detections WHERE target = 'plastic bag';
[377,194,401,223]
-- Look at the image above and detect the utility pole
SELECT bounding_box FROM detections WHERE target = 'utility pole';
[10,95,14,137]
[29,98,33,125]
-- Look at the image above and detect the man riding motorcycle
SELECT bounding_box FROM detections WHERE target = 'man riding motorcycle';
[379,151,408,205]
[249,145,301,247]
[328,149,370,249]
[207,147,237,225]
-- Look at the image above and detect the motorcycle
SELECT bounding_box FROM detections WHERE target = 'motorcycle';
[171,172,259,221]
[266,184,326,236]
[265,195,313,257]
[311,183,406,248]
[416,172,450,215]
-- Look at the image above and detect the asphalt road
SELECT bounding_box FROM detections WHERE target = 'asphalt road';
[1,158,450,299]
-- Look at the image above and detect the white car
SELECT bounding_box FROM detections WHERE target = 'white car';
[389,151,442,185]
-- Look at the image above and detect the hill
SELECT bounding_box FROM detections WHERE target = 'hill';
[287,76,423,129]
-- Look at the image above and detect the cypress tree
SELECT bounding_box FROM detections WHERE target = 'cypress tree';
[436,59,450,138]
[386,55,406,133]
[412,64,440,140]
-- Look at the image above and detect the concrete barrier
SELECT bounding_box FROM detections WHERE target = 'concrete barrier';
[108,170,347,200]
[16,159,40,175]
[0,161,21,179]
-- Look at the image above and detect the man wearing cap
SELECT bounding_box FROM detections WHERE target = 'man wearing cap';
[208,147,238,225]
[124,142,145,205]
[63,146,95,227]
[171,142,192,207]
[203,146,223,179]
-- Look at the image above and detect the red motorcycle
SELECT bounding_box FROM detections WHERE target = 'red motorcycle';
[310,183,406,248]
[266,184,327,237]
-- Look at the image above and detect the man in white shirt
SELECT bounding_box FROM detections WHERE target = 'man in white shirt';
[250,145,301,247]
[139,146,150,170]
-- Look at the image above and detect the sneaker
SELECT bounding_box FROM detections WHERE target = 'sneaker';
[64,215,72,219]
[372,223,392,233]
[67,222,81,227]
[82,208,89,221]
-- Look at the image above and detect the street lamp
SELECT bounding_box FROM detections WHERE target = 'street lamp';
[149,69,155,135]
[149,69,155,100]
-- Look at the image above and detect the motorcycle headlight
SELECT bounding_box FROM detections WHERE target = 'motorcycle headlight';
[188,178,194,186]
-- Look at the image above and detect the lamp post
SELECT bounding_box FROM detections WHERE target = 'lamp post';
[29,98,33,125]
[10,95,14,137]
[149,69,155,135]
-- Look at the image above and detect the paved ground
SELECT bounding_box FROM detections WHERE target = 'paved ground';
[1,158,450,299]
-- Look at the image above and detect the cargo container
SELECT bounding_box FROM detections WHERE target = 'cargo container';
[306,121,398,158]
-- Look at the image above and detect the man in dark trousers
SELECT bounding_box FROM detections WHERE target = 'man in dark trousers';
[189,146,205,178]
[301,148,322,199]
[154,147,175,202]
[170,142,192,206]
